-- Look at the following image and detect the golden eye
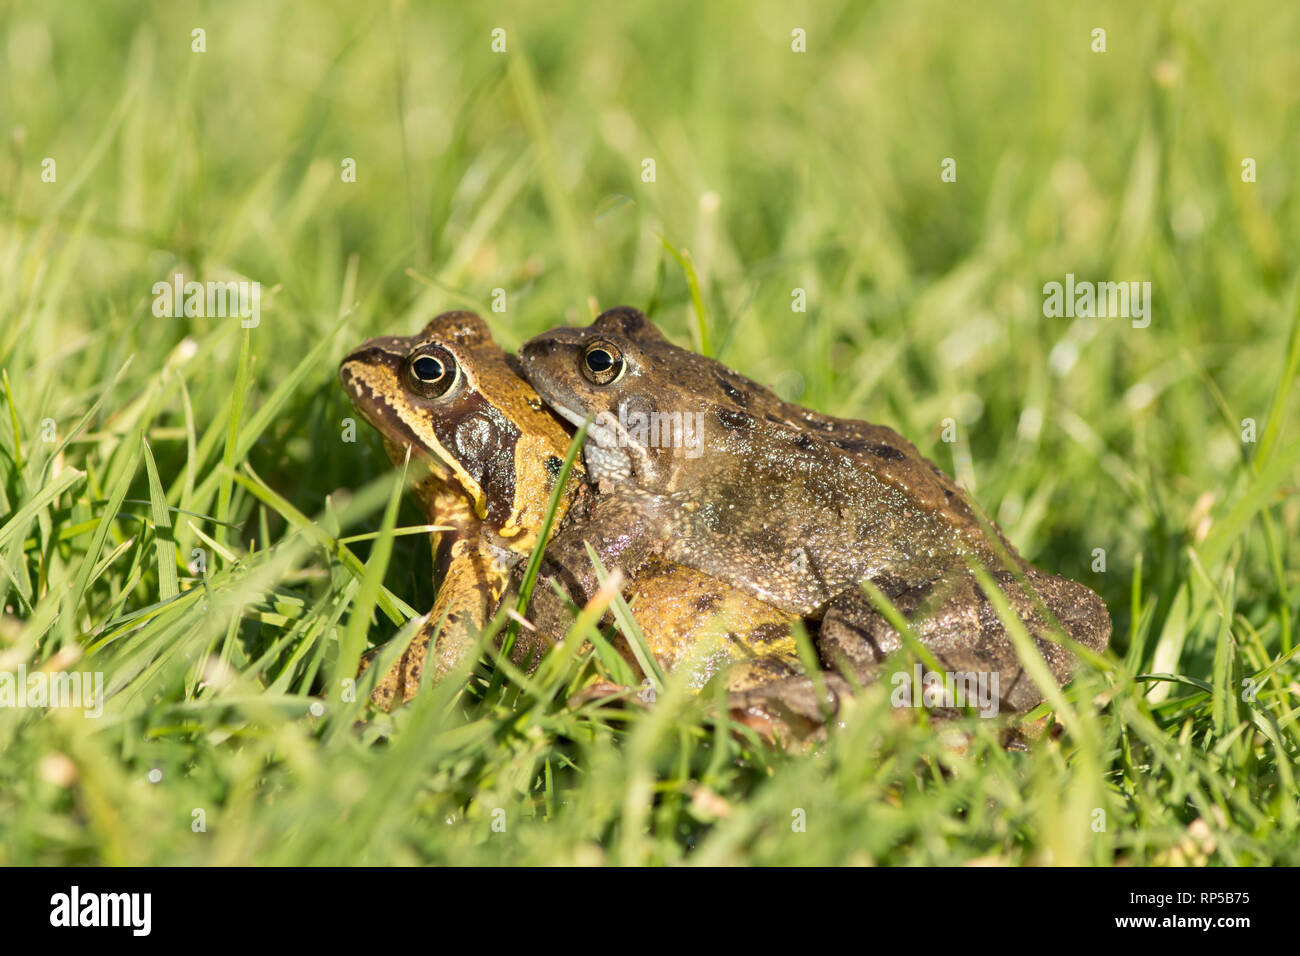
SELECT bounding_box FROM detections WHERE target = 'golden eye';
[581,340,625,385]
[407,345,460,398]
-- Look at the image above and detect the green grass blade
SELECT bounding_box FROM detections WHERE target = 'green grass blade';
[141,437,179,601]
[68,431,143,614]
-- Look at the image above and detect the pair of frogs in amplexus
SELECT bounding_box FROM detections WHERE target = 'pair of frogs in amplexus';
[338,307,1110,740]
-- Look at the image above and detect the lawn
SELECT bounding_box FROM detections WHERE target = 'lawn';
[0,0,1297,865]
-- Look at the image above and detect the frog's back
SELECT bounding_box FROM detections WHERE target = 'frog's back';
[657,413,1015,615]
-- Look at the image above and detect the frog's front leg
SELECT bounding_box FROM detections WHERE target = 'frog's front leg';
[361,539,509,710]
[521,491,659,642]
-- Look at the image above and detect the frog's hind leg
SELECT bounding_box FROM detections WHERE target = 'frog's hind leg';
[728,574,945,737]
[817,568,1102,714]
[728,568,1107,738]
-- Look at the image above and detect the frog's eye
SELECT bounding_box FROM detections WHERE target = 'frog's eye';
[406,345,461,399]
[581,340,625,386]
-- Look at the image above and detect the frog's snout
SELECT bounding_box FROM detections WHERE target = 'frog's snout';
[338,346,367,377]
[338,339,407,403]
[338,345,377,390]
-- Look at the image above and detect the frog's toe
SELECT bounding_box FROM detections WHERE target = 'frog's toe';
[363,653,419,712]
[357,624,435,711]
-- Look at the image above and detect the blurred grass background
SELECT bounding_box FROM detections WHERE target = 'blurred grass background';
[0,0,1297,864]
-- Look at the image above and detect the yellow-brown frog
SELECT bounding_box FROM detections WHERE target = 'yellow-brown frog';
[339,311,800,709]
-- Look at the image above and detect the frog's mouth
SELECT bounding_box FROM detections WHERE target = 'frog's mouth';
[545,400,634,484]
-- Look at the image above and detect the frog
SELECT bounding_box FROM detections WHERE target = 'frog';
[339,310,801,710]
[339,310,580,708]
[518,306,1112,731]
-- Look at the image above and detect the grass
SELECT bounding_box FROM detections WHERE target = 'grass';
[0,0,1297,865]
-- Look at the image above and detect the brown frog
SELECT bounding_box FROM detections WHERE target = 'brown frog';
[519,306,1111,729]
[339,311,800,709]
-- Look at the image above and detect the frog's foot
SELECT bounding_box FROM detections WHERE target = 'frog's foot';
[360,540,518,712]
[726,673,851,746]
[359,607,487,711]
[360,616,436,711]
[361,648,416,712]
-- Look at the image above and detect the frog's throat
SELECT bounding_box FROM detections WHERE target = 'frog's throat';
[544,399,636,484]
[381,435,490,521]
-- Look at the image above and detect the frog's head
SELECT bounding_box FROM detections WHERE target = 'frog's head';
[339,311,580,542]
[521,306,741,491]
